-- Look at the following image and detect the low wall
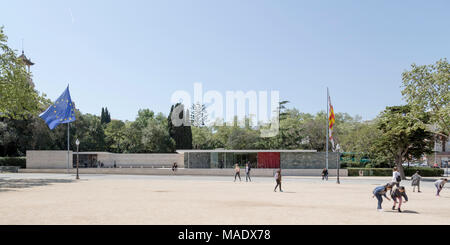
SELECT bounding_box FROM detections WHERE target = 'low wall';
[26,151,73,169]
[97,153,184,168]
[19,168,348,177]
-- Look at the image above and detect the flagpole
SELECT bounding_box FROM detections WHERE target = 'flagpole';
[67,122,70,174]
[326,88,329,170]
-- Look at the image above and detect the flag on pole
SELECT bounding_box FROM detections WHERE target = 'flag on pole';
[39,86,76,130]
[328,94,335,151]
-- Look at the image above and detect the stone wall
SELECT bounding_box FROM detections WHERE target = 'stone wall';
[281,152,339,169]
[112,153,184,168]
[26,150,73,169]
[28,151,183,169]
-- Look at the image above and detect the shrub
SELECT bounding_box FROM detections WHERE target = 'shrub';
[348,167,444,177]
[404,167,443,177]
[0,157,26,168]
[348,168,392,176]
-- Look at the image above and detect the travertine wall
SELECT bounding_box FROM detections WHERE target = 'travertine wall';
[110,153,184,168]
[27,151,184,169]
[26,150,73,169]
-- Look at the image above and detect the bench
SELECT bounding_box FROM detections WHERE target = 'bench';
[0,166,20,173]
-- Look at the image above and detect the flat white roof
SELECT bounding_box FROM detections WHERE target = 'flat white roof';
[176,149,317,153]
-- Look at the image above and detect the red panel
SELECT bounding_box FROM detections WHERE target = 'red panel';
[257,152,280,169]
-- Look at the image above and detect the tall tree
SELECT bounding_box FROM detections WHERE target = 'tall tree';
[375,105,433,179]
[100,107,105,124]
[104,120,126,153]
[141,116,175,153]
[401,58,450,150]
[104,107,111,124]
[0,26,41,119]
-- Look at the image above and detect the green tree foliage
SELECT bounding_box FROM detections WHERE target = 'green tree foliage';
[191,126,216,149]
[0,26,42,119]
[374,105,433,179]
[401,59,450,142]
[104,120,126,153]
[141,115,175,153]
[100,107,111,124]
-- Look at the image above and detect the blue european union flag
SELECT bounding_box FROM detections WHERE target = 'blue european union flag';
[39,86,76,130]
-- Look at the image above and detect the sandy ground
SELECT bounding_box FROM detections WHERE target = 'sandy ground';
[0,174,449,225]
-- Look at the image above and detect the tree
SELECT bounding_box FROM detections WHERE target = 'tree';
[277,108,306,149]
[142,117,175,153]
[104,120,126,153]
[104,107,111,124]
[401,58,450,150]
[375,105,433,179]
[100,108,105,124]
[300,111,328,151]
[191,126,216,149]
[0,26,42,119]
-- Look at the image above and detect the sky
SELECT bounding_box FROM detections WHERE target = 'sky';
[1,0,449,122]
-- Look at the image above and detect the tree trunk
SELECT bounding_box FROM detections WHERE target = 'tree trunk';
[395,155,406,180]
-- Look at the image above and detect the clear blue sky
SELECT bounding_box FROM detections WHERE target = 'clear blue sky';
[2,0,449,121]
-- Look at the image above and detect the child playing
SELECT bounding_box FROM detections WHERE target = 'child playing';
[391,186,408,212]
[434,178,448,197]
[373,183,392,212]
[411,171,422,192]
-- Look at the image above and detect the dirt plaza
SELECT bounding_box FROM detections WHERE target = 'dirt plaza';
[0,173,449,225]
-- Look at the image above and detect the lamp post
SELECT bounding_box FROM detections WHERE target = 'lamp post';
[336,144,341,184]
[75,138,80,180]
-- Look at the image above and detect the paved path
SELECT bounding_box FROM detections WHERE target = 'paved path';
[0,173,449,225]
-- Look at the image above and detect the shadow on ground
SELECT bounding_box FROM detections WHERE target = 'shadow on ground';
[0,178,75,192]
[385,210,419,214]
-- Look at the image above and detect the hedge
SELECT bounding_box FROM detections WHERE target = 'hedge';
[0,157,26,168]
[348,167,444,177]
[348,168,392,176]
[403,167,444,177]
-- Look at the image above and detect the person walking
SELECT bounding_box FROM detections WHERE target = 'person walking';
[234,164,241,182]
[434,178,448,197]
[372,183,392,212]
[245,162,252,182]
[274,169,283,192]
[411,171,422,193]
[322,168,329,181]
[392,167,401,187]
[172,162,178,173]
[391,186,408,212]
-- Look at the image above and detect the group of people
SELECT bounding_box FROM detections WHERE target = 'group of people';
[233,163,283,192]
[372,167,448,212]
[234,162,252,182]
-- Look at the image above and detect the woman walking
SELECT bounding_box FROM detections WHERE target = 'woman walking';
[234,164,241,182]
[322,168,329,181]
[245,162,252,182]
[274,169,283,192]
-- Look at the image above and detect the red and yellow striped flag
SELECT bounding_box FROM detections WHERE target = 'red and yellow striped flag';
[328,95,335,149]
